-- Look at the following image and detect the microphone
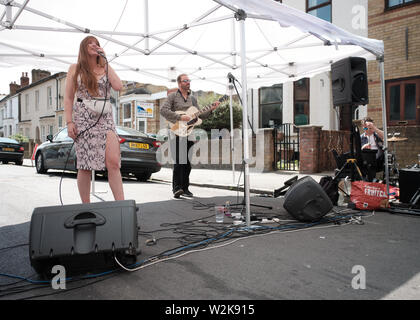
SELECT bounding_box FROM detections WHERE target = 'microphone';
[227,72,236,82]
[97,50,106,59]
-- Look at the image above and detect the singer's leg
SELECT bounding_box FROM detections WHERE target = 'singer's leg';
[77,169,91,203]
[105,131,124,201]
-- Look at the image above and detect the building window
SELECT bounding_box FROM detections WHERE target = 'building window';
[123,102,132,127]
[386,0,420,10]
[58,115,63,129]
[294,78,310,126]
[386,77,420,126]
[307,0,332,22]
[35,90,40,111]
[259,84,283,128]
[25,94,29,114]
[41,125,46,142]
[47,86,52,108]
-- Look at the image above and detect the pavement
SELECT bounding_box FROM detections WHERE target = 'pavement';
[150,164,333,196]
[23,158,332,196]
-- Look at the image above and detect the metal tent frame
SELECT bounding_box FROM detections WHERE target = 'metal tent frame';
[0,0,387,226]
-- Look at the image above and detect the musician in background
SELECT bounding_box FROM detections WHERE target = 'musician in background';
[360,117,385,175]
[160,74,219,199]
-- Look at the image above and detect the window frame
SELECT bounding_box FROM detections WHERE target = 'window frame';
[385,0,420,11]
[35,90,40,111]
[122,102,132,127]
[47,86,52,108]
[306,0,332,22]
[386,76,420,126]
[258,84,283,129]
[293,78,310,127]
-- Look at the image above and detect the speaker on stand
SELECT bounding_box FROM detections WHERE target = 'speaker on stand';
[331,57,370,182]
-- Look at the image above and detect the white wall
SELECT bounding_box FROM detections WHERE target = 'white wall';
[274,0,369,131]
[20,78,58,142]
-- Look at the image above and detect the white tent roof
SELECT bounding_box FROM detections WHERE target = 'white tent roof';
[0,0,384,93]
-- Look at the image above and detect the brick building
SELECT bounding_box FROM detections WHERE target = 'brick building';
[368,0,420,167]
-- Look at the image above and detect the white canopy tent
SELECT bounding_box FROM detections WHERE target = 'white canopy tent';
[0,0,387,225]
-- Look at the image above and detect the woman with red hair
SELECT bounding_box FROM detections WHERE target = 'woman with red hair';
[64,36,124,203]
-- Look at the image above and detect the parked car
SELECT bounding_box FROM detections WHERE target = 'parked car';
[0,137,24,165]
[34,126,161,181]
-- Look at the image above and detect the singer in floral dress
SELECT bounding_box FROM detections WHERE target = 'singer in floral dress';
[64,36,124,203]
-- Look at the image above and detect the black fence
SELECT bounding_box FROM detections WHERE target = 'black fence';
[273,123,300,171]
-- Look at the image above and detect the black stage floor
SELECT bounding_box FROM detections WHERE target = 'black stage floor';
[1,195,420,302]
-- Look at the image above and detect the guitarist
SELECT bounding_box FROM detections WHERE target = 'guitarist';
[160,74,220,199]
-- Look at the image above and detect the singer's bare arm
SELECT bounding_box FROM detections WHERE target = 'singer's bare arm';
[106,65,123,92]
[64,64,78,139]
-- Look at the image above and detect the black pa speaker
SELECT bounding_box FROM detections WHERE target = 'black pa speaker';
[29,200,139,276]
[283,176,333,222]
[399,168,420,204]
[331,57,369,106]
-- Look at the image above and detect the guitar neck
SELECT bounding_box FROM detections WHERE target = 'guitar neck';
[192,104,212,118]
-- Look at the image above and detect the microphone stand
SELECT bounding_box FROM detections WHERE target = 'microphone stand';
[227,74,272,213]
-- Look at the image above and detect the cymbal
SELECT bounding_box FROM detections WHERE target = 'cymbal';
[388,137,408,142]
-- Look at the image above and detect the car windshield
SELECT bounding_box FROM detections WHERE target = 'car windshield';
[54,128,73,141]
[116,126,148,138]
[0,137,19,144]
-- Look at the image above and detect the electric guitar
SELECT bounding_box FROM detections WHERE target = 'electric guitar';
[170,95,228,137]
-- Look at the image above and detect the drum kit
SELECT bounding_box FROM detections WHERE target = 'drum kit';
[386,132,407,185]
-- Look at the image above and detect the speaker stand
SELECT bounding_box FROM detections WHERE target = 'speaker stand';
[230,165,273,212]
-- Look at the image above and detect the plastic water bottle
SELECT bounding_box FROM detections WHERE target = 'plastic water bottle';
[224,201,231,217]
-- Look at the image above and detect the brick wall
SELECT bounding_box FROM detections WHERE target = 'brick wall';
[299,126,322,174]
[299,126,351,174]
[388,126,420,168]
[368,0,420,165]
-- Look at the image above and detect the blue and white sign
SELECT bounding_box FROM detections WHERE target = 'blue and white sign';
[136,102,154,118]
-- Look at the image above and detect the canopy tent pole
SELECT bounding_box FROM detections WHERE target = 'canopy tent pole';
[378,58,390,197]
[144,0,149,52]
[230,14,236,186]
[238,11,251,227]
[229,83,235,185]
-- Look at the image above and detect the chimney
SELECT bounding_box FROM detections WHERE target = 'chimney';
[9,82,21,95]
[31,69,51,83]
[20,72,29,87]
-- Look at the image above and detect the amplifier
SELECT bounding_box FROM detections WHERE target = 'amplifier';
[29,200,139,276]
[399,168,420,204]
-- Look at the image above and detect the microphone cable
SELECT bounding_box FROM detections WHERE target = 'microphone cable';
[58,55,110,205]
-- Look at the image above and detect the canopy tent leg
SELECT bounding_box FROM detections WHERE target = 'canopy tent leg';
[378,59,390,197]
[229,83,235,185]
[239,16,251,227]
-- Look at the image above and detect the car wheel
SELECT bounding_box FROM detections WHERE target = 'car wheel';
[36,153,47,174]
[15,160,23,166]
[2,161,9,164]
[135,172,152,182]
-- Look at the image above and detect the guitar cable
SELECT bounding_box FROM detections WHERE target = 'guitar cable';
[58,56,110,205]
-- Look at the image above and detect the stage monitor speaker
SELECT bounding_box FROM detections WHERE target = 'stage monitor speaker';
[332,57,369,106]
[29,200,139,276]
[283,176,333,222]
[399,168,420,204]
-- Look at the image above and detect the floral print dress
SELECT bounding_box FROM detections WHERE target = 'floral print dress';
[73,75,120,171]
